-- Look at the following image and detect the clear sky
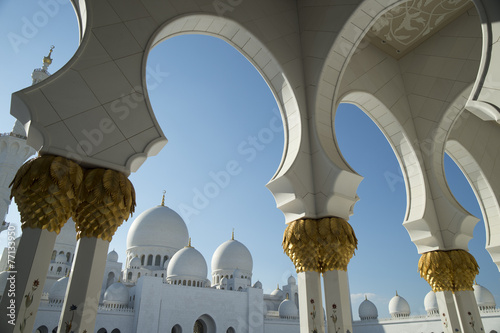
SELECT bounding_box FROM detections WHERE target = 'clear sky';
[0,0,498,320]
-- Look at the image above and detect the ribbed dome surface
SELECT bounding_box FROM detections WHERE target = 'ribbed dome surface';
[279,298,299,318]
[167,246,207,280]
[127,205,188,250]
[359,298,378,320]
[49,277,69,303]
[389,294,410,317]
[211,239,252,273]
[104,282,129,305]
[474,284,496,309]
[424,291,438,314]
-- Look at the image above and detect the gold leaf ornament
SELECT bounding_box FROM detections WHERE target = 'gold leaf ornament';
[283,217,358,273]
[74,168,135,241]
[10,155,83,233]
[418,249,479,292]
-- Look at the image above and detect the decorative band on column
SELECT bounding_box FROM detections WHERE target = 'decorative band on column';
[10,155,83,233]
[74,168,135,241]
[418,249,479,292]
[282,217,357,273]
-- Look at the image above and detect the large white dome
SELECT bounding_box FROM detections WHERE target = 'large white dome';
[104,282,129,306]
[278,298,299,319]
[167,246,208,280]
[126,205,188,250]
[49,277,69,303]
[359,297,378,320]
[474,284,496,309]
[211,239,253,273]
[424,291,439,315]
[389,293,410,318]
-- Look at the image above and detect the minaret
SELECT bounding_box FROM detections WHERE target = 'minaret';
[0,47,54,228]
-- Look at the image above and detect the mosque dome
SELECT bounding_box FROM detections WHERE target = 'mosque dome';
[126,205,188,250]
[278,298,299,319]
[287,275,296,285]
[55,253,67,264]
[107,250,119,262]
[49,276,69,303]
[129,257,141,269]
[359,296,378,320]
[389,292,410,318]
[474,283,496,310]
[253,281,262,289]
[211,238,253,274]
[167,245,207,281]
[424,291,439,315]
[271,286,284,298]
[56,218,76,246]
[104,282,129,306]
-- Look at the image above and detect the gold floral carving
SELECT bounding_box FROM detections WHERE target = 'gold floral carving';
[74,168,135,241]
[10,155,83,233]
[418,249,479,292]
[282,217,357,273]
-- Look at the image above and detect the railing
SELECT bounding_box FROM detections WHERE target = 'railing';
[0,132,27,139]
[98,304,135,313]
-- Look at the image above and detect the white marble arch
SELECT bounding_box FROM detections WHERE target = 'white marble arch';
[446,139,500,270]
[339,90,433,252]
[314,0,500,170]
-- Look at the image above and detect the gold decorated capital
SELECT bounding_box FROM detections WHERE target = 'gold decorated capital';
[418,250,479,292]
[282,217,357,273]
[10,155,83,233]
[74,168,135,241]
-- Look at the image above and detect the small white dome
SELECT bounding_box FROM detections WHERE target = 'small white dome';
[104,282,129,306]
[49,277,69,303]
[55,253,67,264]
[474,284,496,309]
[287,275,296,285]
[127,205,189,250]
[211,239,253,274]
[253,281,262,289]
[107,250,119,262]
[359,297,378,320]
[220,277,228,285]
[389,293,410,317]
[279,298,299,318]
[167,246,207,281]
[424,291,439,314]
[0,271,10,298]
[129,257,141,269]
[271,286,283,298]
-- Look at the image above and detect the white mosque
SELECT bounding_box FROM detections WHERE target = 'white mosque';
[0,198,499,332]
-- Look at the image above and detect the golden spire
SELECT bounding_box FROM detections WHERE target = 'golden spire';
[395,290,398,297]
[276,283,280,290]
[365,294,367,300]
[187,237,192,247]
[43,45,55,65]
[161,190,166,206]
[231,228,234,240]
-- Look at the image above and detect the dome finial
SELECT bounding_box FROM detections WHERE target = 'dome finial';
[43,45,55,67]
[276,283,279,290]
[231,228,234,240]
[187,237,192,247]
[365,294,367,300]
[395,290,398,297]
[161,190,166,206]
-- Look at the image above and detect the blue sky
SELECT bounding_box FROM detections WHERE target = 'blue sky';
[0,0,498,320]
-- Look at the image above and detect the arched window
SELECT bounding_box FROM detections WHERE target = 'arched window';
[155,255,161,266]
[147,255,153,266]
[127,272,132,280]
[183,280,186,285]
[59,251,64,255]
[226,328,235,333]
[188,280,191,286]
[35,326,48,333]
[162,274,164,278]
[51,250,56,261]
[52,327,58,333]
[111,329,121,333]
[65,268,68,274]
[50,266,53,271]
[97,329,107,333]
[216,276,220,283]
[171,324,182,333]
[56,267,62,274]
[137,272,141,279]
[66,252,71,262]
[193,320,204,333]
[141,255,145,266]
[163,255,169,265]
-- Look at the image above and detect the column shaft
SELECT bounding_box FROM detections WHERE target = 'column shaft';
[323,270,353,333]
[0,228,57,333]
[435,291,462,333]
[57,237,109,333]
[298,271,324,333]
[454,290,484,333]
